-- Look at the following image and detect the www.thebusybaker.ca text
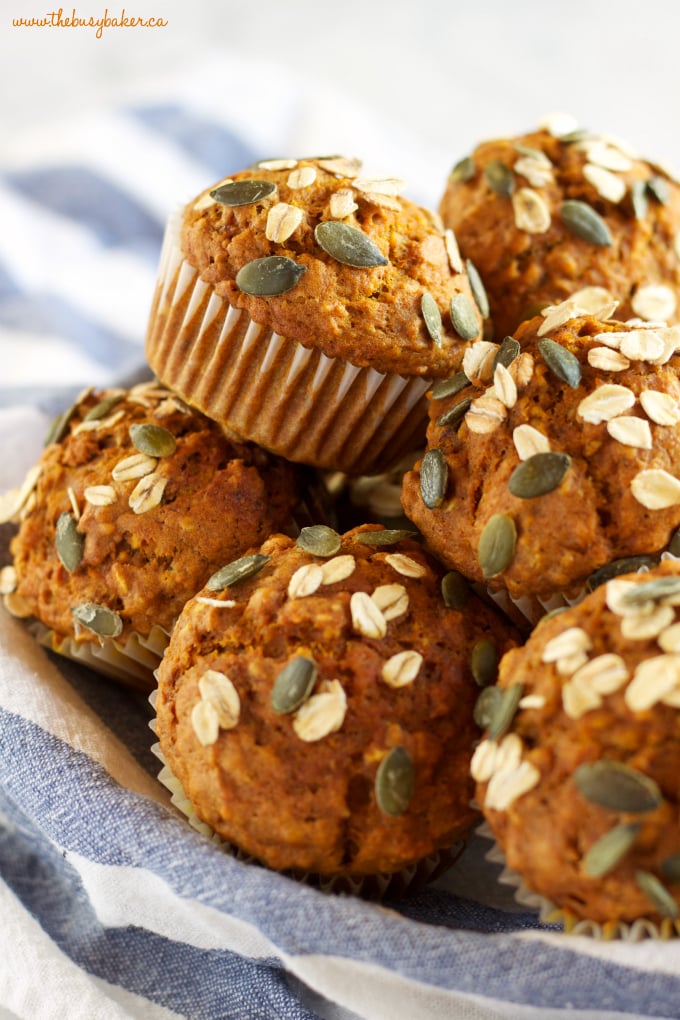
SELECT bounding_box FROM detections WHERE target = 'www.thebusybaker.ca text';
[12,7,168,38]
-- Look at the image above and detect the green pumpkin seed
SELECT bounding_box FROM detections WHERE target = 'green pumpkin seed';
[450,294,480,341]
[484,160,515,196]
[573,761,663,813]
[560,200,613,246]
[71,602,123,638]
[375,746,414,816]
[44,401,80,445]
[450,156,475,182]
[83,394,122,422]
[631,180,649,221]
[661,853,680,883]
[635,870,679,919]
[488,682,524,741]
[296,525,341,558]
[620,576,680,607]
[508,451,571,499]
[129,423,176,458]
[271,655,317,714]
[582,822,640,877]
[478,514,517,578]
[538,338,582,388]
[668,528,680,558]
[421,292,443,344]
[236,256,307,296]
[55,512,84,572]
[466,260,490,318]
[474,685,503,729]
[354,529,418,547]
[586,554,659,591]
[647,176,670,205]
[314,221,388,268]
[441,570,469,609]
[436,396,472,429]
[471,638,498,687]
[206,553,270,591]
[420,449,448,509]
[494,336,520,370]
[210,179,277,207]
[431,371,471,401]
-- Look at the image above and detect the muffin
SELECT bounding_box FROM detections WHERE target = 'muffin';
[439,115,680,339]
[145,156,485,476]
[3,381,300,689]
[401,303,680,619]
[472,558,680,936]
[153,524,519,883]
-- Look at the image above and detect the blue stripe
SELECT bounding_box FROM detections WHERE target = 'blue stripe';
[131,103,259,178]
[2,710,680,1016]
[0,256,21,300]
[3,167,163,257]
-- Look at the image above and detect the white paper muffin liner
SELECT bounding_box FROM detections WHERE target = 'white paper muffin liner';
[477,821,680,941]
[148,691,461,900]
[145,210,432,476]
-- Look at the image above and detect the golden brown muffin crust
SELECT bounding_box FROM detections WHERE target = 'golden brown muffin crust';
[180,157,484,376]
[155,525,520,877]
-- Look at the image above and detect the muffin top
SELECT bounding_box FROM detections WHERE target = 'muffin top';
[180,156,484,377]
[401,302,680,602]
[154,524,519,877]
[438,118,680,339]
[8,381,299,652]
[472,559,680,928]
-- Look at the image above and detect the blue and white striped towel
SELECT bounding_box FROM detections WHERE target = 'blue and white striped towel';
[2,54,680,1020]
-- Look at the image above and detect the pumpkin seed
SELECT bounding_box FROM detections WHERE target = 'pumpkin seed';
[648,175,671,205]
[55,512,84,572]
[210,179,277,206]
[375,746,414,816]
[471,638,498,687]
[559,200,613,246]
[620,576,680,607]
[129,423,176,458]
[314,221,388,268]
[494,336,520,370]
[431,371,471,401]
[271,655,317,714]
[83,394,122,422]
[354,529,417,547]
[573,761,663,813]
[478,514,516,578]
[488,683,524,741]
[538,338,582,388]
[661,853,680,883]
[420,449,448,509]
[586,554,659,591]
[582,822,640,877]
[635,870,679,919]
[441,570,469,609]
[296,525,341,558]
[508,451,571,499]
[436,396,472,429]
[474,685,503,729]
[631,180,649,221]
[668,529,680,558]
[71,602,123,638]
[44,401,79,445]
[484,159,515,196]
[206,553,270,591]
[236,255,307,296]
[421,292,442,344]
[466,260,490,318]
[450,294,480,341]
[450,156,475,182]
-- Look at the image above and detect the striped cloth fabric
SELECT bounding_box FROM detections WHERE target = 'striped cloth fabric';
[1,55,679,1020]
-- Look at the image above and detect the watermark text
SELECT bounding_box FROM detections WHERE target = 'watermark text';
[12,7,168,39]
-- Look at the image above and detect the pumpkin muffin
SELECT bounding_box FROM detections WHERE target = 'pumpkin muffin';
[153,524,519,883]
[472,559,680,935]
[401,300,680,617]
[439,115,680,340]
[145,156,485,475]
[3,381,299,689]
